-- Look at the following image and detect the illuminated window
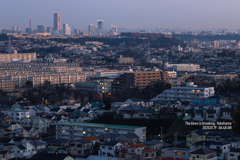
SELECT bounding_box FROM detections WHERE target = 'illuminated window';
[223,112,225,115]
[117,82,119,83]
[105,128,108,130]
[83,131,86,134]
[185,113,188,116]
[197,90,200,93]
[143,134,145,137]
[62,130,65,132]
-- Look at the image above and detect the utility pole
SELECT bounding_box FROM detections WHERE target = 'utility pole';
[175,131,178,148]
[160,127,163,139]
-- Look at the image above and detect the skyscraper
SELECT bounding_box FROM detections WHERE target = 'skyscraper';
[63,23,71,36]
[214,40,220,49]
[88,24,96,36]
[37,25,45,33]
[53,13,61,30]
[97,19,103,35]
[47,27,52,34]
[74,29,81,36]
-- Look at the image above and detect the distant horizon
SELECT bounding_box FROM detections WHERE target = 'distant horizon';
[1,0,240,30]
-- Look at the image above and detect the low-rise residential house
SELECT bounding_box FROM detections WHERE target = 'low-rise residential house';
[29,105,46,116]
[98,141,123,158]
[10,144,27,158]
[206,131,239,142]
[227,149,240,160]
[28,152,74,160]
[28,140,46,153]
[12,127,38,137]
[0,142,15,150]
[183,103,233,122]
[193,141,233,160]
[124,98,153,108]
[83,136,100,145]
[0,138,14,144]
[67,139,92,156]
[0,127,12,137]
[110,102,130,113]
[12,101,33,110]
[124,143,146,160]
[19,116,50,132]
[0,105,10,112]
[116,132,139,145]
[3,110,30,122]
[7,123,23,131]
[0,115,12,124]
[12,137,27,145]
[40,138,69,151]
[143,139,163,156]
[186,130,207,147]
[96,133,117,143]
[142,147,157,159]
[161,147,193,159]
[189,148,217,160]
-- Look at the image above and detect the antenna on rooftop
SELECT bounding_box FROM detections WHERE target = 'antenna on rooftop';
[29,17,31,29]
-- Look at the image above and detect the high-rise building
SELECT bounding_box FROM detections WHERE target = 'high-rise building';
[62,23,71,36]
[47,27,52,34]
[214,40,220,49]
[97,19,103,35]
[74,29,81,36]
[37,25,45,33]
[17,26,21,32]
[12,26,17,32]
[189,39,197,48]
[88,24,96,36]
[53,13,61,30]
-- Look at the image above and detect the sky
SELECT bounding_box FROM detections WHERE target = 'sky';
[0,0,240,30]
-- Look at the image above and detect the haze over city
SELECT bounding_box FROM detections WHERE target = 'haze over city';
[1,0,240,30]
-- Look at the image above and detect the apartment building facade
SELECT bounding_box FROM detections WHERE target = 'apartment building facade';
[112,71,168,91]
[0,50,36,63]
[75,79,112,94]
[0,80,15,92]
[151,82,215,102]
[3,110,30,122]
[56,122,146,142]
[164,62,200,72]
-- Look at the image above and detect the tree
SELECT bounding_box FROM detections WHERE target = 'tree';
[104,97,113,110]
[26,80,33,87]
[44,80,50,86]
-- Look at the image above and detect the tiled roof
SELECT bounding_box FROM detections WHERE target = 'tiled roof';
[83,136,100,142]
[189,149,215,155]
[142,148,157,152]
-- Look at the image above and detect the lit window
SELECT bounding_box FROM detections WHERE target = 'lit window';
[62,130,65,132]
[143,134,145,137]
[105,128,108,130]
[83,131,86,134]
[185,113,188,116]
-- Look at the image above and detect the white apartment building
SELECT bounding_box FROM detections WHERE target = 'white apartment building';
[95,71,123,79]
[27,73,86,87]
[56,122,146,142]
[167,70,177,78]
[151,82,215,102]
[164,62,200,72]
[3,110,30,122]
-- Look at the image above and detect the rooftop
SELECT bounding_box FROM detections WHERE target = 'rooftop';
[58,122,145,129]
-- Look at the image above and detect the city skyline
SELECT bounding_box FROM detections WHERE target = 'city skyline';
[1,0,240,30]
